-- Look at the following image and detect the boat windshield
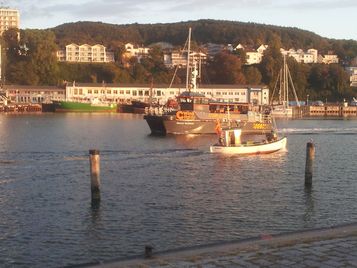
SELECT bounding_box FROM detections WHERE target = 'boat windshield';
[179,97,194,111]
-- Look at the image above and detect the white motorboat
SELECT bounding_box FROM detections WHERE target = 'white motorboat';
[210,128,287,155]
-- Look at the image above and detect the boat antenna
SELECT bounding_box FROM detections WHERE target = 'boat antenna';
[186,27,191,92]
[227,102,231,128]
[149,76,153,106]
[168,28,190,90]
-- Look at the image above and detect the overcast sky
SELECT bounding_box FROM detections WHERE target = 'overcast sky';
[10,0,357,40]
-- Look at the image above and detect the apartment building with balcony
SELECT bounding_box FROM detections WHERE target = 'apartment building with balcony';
[163,50,207,68]
[280,48,318,63]
[319,53,339,64]
[57,44,115,63]
[0,8,19,35]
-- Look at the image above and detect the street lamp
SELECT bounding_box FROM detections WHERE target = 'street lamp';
[306,94,309,106]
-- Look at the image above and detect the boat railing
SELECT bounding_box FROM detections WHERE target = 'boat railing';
[145,106,176,116]
[262,114,272,123]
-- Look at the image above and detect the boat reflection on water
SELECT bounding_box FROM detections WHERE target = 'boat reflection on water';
[168,134,217,150]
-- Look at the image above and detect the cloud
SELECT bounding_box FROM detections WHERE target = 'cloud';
[9,0,357,39]
[275,0,357,10]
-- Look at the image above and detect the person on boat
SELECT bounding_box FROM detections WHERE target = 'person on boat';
[215,120,224,145]
[266,130,278,142]
[215,120,222,135]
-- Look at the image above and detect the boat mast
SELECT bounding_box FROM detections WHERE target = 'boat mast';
[186,27,191,92]
[287,66,300,107]
[283,54,288,110]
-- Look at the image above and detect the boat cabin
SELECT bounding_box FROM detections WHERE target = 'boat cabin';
[177,91,210,112]
[219,128,278,147]
[209,102,250,114]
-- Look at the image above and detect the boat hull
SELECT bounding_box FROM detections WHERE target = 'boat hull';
[53,101,117,112]
[210,137,287,154]
[272,107,293,118]
[144,114,273,135]
[144,114,167,135]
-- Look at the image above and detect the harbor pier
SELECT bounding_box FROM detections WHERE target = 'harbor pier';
[295,105,357,118]
[88,223,357,267]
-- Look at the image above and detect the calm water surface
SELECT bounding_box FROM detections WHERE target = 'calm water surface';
[0,113,356,267]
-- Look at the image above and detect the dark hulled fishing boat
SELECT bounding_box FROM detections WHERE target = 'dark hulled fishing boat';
[144,27,272,135]
[144,91,273,135]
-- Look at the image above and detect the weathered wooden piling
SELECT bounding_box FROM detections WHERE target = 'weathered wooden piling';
[304,142,315,186]
[145,245,153,258]
[89,149,101,202]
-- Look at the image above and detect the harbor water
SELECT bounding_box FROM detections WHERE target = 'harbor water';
[0,113,356,267]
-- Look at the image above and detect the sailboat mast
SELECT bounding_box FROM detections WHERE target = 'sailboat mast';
[186,27,191,92]
[278,69,283,104]
[283,55,289,108]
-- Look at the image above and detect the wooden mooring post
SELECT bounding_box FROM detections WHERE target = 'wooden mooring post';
[304,142,315,186]
[145,245,153,258]
[89,149,101,202]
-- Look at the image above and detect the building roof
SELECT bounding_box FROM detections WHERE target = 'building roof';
[66,82,267,89]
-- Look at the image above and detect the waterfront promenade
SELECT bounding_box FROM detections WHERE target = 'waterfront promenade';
[90,223,357,267]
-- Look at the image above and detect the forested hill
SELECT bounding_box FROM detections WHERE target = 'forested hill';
[51,19,357,60]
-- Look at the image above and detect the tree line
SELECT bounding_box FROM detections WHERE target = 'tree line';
[1,21,356,102]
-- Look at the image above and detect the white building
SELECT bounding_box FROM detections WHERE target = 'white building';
[281,48,319,64]
[246,51,264,65]
[57,44,115,63]
[64,83,269,105]
[0,8,20,81]
[235,44,268,65]
[5,85,65,103]
[123,43,150,62]
[0,8,19,35]
[164,51,207,68]
[320,54,339,64]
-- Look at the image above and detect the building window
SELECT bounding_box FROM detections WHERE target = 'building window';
[126,90,130,94]
[132,90,137,96]
[88,89,92,94]
[94,90,98,94]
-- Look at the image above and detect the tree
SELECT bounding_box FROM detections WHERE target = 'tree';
[208,52,245,84]
[5,29,59,85]
[233,48,247,65]
[259,33,283,90]
[308,64,351,101]
[243,66,262,85]
[285,57,310,100]
[6,61,39,85]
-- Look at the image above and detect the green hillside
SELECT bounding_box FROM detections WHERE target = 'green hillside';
[51,19,357,61]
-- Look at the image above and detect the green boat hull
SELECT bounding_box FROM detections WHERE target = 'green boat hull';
[54,101,117,112]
